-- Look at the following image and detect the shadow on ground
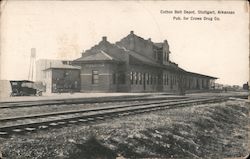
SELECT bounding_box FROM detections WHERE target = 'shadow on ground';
[67,136,117,159]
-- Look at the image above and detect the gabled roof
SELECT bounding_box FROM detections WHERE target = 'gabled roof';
[43,65,80,71]
[72,32,218,80]
[129,51,161,67]
[116,45,183,72]
[116,45,161,67]
[74,50,123,63]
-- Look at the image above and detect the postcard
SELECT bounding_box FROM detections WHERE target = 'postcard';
[0,0,249,158]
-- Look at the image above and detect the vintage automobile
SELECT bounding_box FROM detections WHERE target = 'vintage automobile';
[10,80,44,96]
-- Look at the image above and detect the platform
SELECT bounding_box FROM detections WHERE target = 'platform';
[0,91,248,104]
[0,92,177,103]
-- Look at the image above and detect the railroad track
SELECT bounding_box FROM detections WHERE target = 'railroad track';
[0,96,187,109]
[0,97,228,138]
[0,98,192,122]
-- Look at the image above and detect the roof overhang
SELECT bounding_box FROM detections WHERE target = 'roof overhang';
[43,67,80,71]
[72,60,124,65]
[185,71,218,79]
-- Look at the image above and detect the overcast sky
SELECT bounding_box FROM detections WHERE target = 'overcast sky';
[0,0,248,85]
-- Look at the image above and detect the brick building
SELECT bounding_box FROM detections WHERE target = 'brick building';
[73,31,217,93]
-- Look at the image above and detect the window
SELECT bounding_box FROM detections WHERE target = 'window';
[167,75,169,85]
[152,75,155,85]
[152,75,154,85]
[154,51,157,59]
[196,79,199,88]
[130,72,133,84]
[146,73,149,85]
[134,72,138,84]
[149,74,152,85]
[189,79,192,89]
[174,75,176,85]
[170,75,173,85]
[157,51,161,61]
[113,72,116,84]
[163,52,166,61]
[92,70,99,84]
[163,74,166,85]
[141,73,144,85]
[158,74,162,85]
[139,72,142,85]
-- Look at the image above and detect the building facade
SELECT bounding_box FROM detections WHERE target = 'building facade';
[36,59,81,93]
[71,31,217,93]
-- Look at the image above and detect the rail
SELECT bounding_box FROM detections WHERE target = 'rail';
[0,97,228,137]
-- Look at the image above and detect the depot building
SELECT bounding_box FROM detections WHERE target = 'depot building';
[72,31,217,93]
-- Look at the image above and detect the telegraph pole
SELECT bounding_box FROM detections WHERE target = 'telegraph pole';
[28,48,36,81]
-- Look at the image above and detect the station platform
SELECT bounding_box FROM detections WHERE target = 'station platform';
[0,91,248,103]
[0,92,176,103]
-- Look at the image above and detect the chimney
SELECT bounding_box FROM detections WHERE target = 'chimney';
[130,31,134,34]
[148,38,151,42]
[102,36,107,41]
[81,50,85,57]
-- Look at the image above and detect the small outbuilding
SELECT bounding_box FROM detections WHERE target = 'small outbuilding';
[36,59,81,93]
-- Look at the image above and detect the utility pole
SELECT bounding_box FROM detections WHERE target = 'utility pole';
[28,48,36,81]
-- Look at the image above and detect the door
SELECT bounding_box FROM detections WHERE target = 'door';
[143,73,146,91]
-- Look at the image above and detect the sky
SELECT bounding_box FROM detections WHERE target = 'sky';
[0,0,249,86]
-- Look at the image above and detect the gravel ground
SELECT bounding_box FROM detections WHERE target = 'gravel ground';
[0,99,249,159]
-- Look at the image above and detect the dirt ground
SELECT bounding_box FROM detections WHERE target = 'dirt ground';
[0,99,249,159]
